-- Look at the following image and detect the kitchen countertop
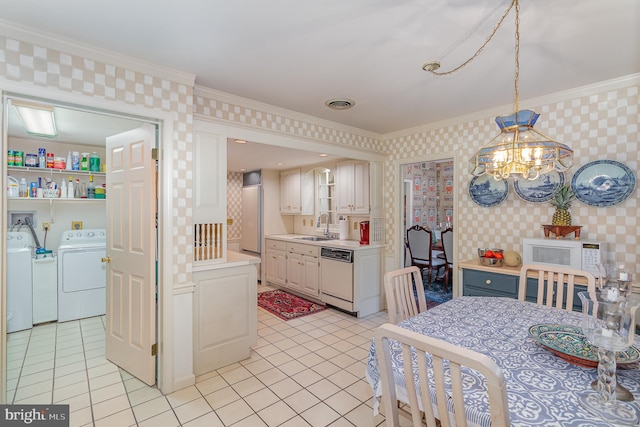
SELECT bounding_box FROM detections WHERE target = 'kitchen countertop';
[266,234,385,250]
[458,258,522,276]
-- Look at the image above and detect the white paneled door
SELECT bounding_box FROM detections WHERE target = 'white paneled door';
[105,124,157,385]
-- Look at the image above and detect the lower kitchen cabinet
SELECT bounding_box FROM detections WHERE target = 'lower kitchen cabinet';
[462,264,587,312]
[286,242,320,298]
[265,239,320,299]
[265,240,287,286]
[462,268,519,298]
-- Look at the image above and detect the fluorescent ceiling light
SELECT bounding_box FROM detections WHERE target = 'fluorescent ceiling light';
[12,100,58,138]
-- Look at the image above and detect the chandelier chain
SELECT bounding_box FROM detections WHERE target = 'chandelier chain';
[514,0,520,113]
[428,0,517,77]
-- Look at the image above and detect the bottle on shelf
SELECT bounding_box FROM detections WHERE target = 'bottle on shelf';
[61,179,67,198]
[87,175,95,199]
[67,176,74,198]
[89,152,101,172]
[80,180,87,198]
[66,151,73,171]
[19,178,28,198]
[81,153,89,171]
[72,151,80,171]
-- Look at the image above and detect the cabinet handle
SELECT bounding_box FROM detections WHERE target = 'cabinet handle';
[485,279,492,285]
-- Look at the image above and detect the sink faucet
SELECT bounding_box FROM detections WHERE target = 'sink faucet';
[317,212,330,236]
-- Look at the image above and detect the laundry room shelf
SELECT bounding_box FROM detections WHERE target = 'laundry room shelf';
[7,198,105,202]
[8,166,105,176]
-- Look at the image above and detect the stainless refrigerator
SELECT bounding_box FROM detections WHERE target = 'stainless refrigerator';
[241,185,262,255]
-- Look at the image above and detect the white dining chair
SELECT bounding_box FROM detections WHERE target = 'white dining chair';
[517,263,596,311]
[375,323,510,427]
[384,266,427,324]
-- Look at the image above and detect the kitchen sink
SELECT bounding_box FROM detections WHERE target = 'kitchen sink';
[296,236,336,242]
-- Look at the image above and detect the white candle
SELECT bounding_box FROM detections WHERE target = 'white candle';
[619,272,629,281]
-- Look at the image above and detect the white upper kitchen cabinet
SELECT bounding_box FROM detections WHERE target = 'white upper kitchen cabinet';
[335,160,369,215]
[280,168,313,215]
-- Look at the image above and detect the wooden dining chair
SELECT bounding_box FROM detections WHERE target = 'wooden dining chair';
[384,266,427,324]
[375,323,510,427]
[439,227,454,293]
[517,263,596,311]
[406,225,446,286]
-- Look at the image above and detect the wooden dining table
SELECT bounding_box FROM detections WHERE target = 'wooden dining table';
[365,296,640,427]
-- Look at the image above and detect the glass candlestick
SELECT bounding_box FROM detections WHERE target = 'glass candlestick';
[578,290,640,425]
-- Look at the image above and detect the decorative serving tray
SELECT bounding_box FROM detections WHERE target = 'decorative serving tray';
[528,324,640,368]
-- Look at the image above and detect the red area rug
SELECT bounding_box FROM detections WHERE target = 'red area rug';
[258,289,327,320]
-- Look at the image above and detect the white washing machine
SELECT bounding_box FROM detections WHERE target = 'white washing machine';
[57,229,107,322]
[7,232,33,333]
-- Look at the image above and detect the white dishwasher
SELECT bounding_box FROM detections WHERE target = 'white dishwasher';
[320,247,354,313]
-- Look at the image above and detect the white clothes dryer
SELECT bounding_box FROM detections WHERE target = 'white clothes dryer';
[7,232,33,333]
[57,229,107,322]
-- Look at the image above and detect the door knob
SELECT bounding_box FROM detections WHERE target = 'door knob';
[101,256,111,263]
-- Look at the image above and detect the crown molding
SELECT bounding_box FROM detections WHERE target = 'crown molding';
[194,85,382,141]
[0,19,196,87]
[383,73,640,140]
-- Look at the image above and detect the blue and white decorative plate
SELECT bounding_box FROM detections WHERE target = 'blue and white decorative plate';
[529,324,640,368]
[469,175,509,207]
[514,171,565,203]
[570,160,636,207]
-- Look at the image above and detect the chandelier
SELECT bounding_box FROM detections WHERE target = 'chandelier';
[424,0,573,181]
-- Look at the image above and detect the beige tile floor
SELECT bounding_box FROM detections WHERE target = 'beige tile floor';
[6,284,390,426]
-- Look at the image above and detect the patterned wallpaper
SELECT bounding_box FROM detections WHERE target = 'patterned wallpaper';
[227,172,242,240]
[201,79,638,269]
[193,96,385,154]
[385,82,639,267]
[402,161,454,230]
[0,33,194,285]
[4,27,637,278]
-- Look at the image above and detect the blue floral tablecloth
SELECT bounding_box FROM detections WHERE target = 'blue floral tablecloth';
[366,296,640,427]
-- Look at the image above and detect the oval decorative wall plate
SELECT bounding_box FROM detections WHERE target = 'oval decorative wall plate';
[570,160,636,207]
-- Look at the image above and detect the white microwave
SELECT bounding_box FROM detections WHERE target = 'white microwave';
[522,238,605,277]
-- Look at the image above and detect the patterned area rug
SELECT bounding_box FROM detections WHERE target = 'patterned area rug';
[258,289,328,320]
[423,279,452,304]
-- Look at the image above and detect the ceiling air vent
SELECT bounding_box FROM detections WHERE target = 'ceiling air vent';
[325,98,355,110]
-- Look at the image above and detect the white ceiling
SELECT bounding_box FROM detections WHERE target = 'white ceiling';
[2,0,639,164]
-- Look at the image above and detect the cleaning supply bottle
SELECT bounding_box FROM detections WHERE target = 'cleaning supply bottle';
[19,178,28,197]
[87,175,95,199]
[74,178,80,198]
[81,153,89,171]
[61,179,67,198]
[67,176,74,198]
[66,151,73,170]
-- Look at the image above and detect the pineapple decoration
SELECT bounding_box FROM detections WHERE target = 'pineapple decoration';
[551,184,575,226]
